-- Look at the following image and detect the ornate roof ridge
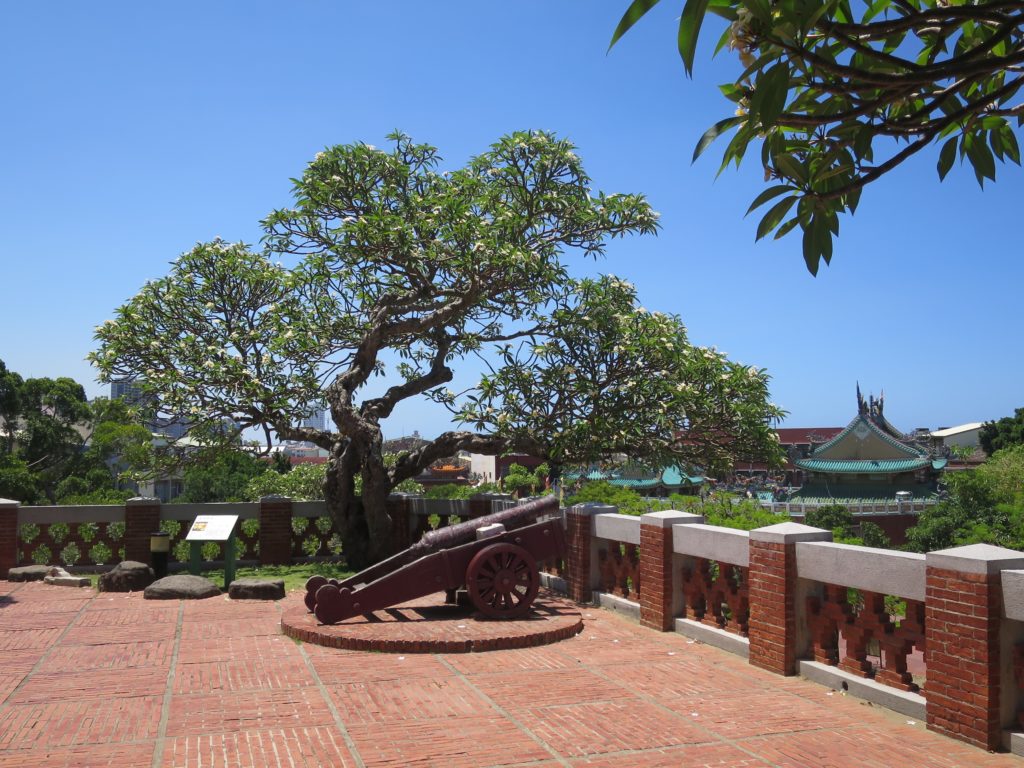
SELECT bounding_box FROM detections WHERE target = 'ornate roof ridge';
[809,413,924,459]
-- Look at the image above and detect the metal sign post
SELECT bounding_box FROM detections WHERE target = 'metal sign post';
[185,514,240,590]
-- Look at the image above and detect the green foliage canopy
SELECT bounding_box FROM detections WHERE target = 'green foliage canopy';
[980,407,1024,456]
[611,0,1024,274]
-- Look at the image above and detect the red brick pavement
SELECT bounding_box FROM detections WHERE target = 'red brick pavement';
[0,581,1021,768]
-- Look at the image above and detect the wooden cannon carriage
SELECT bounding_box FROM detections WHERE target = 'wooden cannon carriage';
[304,496,566,625]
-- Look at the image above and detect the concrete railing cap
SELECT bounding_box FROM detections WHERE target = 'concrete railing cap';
[126,496,161,505]
[927,543,1024,575]
[0,497,20,507]
[259,494,292,502]
[570,503,617,516]
[641,510,704,528]
[749,521,832,544]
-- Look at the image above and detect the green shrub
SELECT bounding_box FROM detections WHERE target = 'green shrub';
[19,523,39,543]
[77,522,98,543]
[315,516,333,535]
[60,542,81,566]
[302,536,322,557]
[201,541,221,561]
[291,517,309,536]
[89,542,113,565]
[48,522,70,544]
[565,481,650,516]
[327,533,343,556]
[424,483,475,500]
[160,519,182,538]
[107,521,125,540]
[172,540,191,562]
[241,518,260,537]
[31,544,52,565]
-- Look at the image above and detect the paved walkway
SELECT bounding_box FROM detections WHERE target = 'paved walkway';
[0,580,1019,768]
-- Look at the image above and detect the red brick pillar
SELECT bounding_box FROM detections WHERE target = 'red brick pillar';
[640,511,704,631]
[259,496,293,566]
[748,522,832,675]
[124,497,161,564]
[0,498,19,578]
[565,503,612,604]
[924,544,1024,750]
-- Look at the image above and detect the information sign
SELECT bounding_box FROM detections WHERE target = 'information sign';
[185,514,239,542]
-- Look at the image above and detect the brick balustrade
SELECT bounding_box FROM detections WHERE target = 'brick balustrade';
[9,493,1024,757]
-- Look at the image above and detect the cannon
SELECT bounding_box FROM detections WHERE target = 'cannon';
[304,496,565,624]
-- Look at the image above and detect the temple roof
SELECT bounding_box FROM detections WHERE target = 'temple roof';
[795,457,931,474]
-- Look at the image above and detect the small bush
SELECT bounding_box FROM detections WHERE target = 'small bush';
[107,521,125,540]
[77,522,98,543]
[315,516,333,535]
[89,542,113,564]
[241,518,260,537]
[49,522,70,544]
[291,517,309,536]
[31,544,52,565]
[60,542,81,566]
[201,541,221,561]
[302,536,322,557]
[172,540,191,563]
[160,519,182,538]
[19,523,39,543]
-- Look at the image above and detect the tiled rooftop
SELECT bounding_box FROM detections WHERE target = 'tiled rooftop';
[0,580,1019,767]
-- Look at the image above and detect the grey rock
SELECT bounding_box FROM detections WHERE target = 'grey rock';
[228,578,285,600]
[7,564,51,582]
[144,574,220,600]
[98,561,155,592]
[44,575,92,588]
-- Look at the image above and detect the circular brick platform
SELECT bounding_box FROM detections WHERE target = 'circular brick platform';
[281,592,583,653]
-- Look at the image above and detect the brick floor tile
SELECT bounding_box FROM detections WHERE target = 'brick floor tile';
[166,687,335,736]
[309,650,455,684]
[665,689,861,739]
[74,606,179,626]
[174,658,311,694]
[0,695,162,750]
[346,714,551,767]
[0,741,155,767]
[442,646,575,676]
[0,628,64,651]
[175,634,300,664]
[569,743,767,767]
[60,619,177,646]
[181,598,279,620]
[471,668,633,709]
[740,725,1022,767]
[0,675,24,705]
[515,699,708,757]
[595,659,757,699]
[37,639,174,672]
[0,612,77,630]
[162,726,356,768]
[328,677,483,724]
[0,649,43,673]
[553,632,676,666]
[11,666,169,703]
[179,616,283,640]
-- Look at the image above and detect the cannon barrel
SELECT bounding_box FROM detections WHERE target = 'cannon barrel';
[410,495,559,556]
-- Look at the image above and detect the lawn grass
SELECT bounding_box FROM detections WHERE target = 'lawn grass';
[200,561,355,593]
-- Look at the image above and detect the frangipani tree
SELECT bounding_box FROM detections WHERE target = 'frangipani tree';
[92,130,779,567]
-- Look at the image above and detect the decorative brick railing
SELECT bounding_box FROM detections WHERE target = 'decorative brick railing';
[592,512,641,601]
[561,503,1024,755]
[798,543,927,693]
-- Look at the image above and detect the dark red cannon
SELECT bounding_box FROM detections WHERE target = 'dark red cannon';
[304,496,565,624]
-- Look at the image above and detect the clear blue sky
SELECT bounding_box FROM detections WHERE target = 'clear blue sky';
[2,2,1021,438]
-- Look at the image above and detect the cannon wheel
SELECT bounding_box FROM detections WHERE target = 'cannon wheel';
[466,543,540,619]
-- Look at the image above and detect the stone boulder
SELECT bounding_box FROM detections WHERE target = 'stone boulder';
[228,578,285,601]
[7,564,51,582]
[44,566,91,588]
[98,561,155,592]
[144,574,220,600]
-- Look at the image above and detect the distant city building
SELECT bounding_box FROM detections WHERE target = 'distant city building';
[111,378,149,406]
[301,405,328,432]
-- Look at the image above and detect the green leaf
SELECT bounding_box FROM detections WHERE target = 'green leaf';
[745,184,796,215]
[1002,126,1021,165]
[774,216,800,240]
[609,0,662,51]
[965,135,996,187]
[693,117,743,163]
[756,196,796,240]
[773,154,806,184]
[802,221,821,276]
[937,136,957,181]
[750,64,790,128]
[678,0,713,76]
